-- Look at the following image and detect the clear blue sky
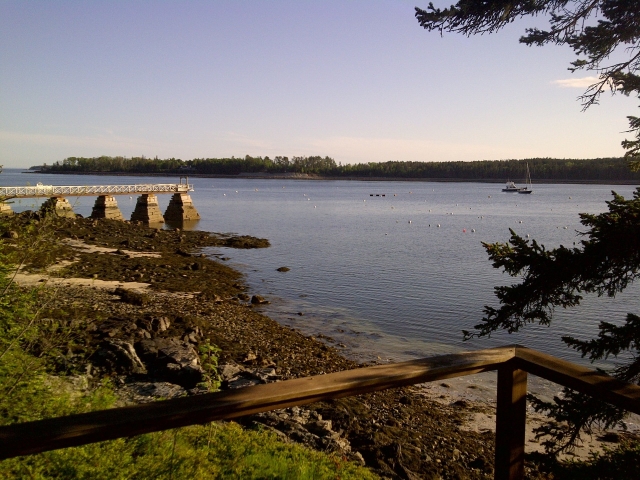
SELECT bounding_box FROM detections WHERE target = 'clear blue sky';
[0,1,633,168]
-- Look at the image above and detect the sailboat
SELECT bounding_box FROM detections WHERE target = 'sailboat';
[518,163,533,194]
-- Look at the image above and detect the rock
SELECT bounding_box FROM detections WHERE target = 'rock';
[114,287,149,306]
[150,316,171,332]
[305,419,333,436]
[243,351,257,362]
[237,293,250,301]
[183,331,199,344]
[121,381,186,402]
[135,337,203,388]
[350,451,366,466]
[276,266,290,272]
[98,339,147,375]
[452,448,461,460]
[250,295,270,305]
[219,363,244,381]
[2,230,18,239]
[599,431,621,443]
[227,376,262,389]
[137,329,152,339]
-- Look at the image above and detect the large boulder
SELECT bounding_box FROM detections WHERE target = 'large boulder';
[135,337,203,388]
[95,339,147,375]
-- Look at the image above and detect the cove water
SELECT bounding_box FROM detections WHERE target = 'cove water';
[3,169,639,372]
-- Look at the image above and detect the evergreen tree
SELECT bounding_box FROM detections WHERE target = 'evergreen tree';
[416,1,640,452]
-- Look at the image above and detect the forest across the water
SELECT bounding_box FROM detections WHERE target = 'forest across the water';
[38,155,640,182]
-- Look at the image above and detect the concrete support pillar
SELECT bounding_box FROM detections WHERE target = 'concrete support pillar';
[41,197,75,218]
[91,195,124,220]
[164,193,201,222]
[130,194,164,224]
[0,202,13,216]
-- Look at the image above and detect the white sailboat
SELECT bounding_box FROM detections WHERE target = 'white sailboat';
[518,164,533,194]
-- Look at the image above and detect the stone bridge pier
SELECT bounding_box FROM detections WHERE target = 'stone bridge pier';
[41,197,76,218]
[91,195,124,220]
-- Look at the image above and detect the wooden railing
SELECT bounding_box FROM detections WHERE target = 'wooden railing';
[1,345,639,480]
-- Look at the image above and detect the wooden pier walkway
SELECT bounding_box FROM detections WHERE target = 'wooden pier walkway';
[0,182,192,198]
[0,179,199,224]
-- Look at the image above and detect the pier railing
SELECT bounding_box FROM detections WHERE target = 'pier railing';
[1,345,639,480]
[0,183,193,198]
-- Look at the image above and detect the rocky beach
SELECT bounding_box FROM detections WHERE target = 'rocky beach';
[4,213,635,479]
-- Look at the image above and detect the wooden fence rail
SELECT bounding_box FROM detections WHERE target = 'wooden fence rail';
[1,345,639,480]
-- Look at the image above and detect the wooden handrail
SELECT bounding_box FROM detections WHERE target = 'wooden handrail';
[0,346,514,459]
[1,345,639,480]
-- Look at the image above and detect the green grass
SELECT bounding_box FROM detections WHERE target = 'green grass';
[0,422,376,479]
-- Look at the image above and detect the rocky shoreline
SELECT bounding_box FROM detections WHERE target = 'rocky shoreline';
[7,214,503,479]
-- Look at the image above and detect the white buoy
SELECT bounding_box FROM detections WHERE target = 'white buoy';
[471,229,475,232]
[437,224,440,227]
[408,220,412,224]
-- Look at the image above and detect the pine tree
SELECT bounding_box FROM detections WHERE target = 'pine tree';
[416,1,640,451]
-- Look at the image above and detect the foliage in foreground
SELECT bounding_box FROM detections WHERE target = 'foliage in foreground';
[416,0,640,459]
[0,422,375,480]
[528,439,640,480]
[469,189,640,453]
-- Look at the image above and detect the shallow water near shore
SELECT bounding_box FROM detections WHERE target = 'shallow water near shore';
[4,170,640,385]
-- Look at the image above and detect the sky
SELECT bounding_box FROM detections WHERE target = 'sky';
[0,1,635,168]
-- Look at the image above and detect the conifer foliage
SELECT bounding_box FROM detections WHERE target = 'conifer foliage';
[417,1,640,451]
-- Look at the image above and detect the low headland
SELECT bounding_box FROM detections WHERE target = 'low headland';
[31,155,640,185]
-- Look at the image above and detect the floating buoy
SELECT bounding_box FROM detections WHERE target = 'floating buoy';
[223,193,226,196]
[471,229,475,233]
[462,228,466,233]
[408,220,412,224]
[437,224,440,227]
[236,190,238,193]
[314,206,316,208]
[488,195,491,198]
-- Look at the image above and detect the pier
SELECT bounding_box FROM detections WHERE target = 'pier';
[0,178,200,224]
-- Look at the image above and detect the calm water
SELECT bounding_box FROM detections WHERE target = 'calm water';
[3,169,639,369]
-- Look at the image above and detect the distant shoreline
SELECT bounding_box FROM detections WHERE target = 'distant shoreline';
[21,170,640,185]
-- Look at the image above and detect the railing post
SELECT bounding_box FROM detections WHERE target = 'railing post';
[495,362,527,480]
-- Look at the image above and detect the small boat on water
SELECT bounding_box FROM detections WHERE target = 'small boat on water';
[518,164,533,194]
[502,181,523,192]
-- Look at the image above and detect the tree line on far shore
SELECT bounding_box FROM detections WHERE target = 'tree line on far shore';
[42,155,640,182]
